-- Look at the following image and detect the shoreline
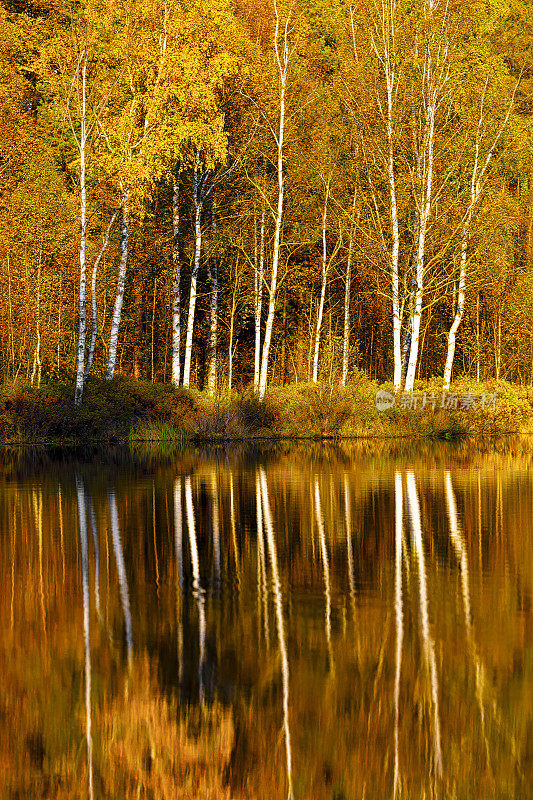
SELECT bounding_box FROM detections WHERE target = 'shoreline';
[1,376,532,449]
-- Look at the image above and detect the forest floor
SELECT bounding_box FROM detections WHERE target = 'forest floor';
[1,375,533,447]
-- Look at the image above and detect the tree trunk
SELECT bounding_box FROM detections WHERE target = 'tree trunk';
[404,94,436,392]
[443,227,468,389]
[75,54,88,406]
[85,208,119,381]
[258,5,290,400]
[171,172,181,386]
[183,160,203,389]
[206,211,218,394]
[105,190,130,381]
[254,204,265,392]
[341,191,357,387]
[312,183,330,383]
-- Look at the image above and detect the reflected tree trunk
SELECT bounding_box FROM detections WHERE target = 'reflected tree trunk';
[108,489,133,669]
[211,472,220,587]
[185,475,206,704]
[445,470,491,771]
[259,468,293,799]
[314,478,334,671]
[406,471,443,779]
[87,494,101,619]
[256,472,270,646]
[393,471,404,798]
[76,476,94,800]
[173,478,184,684]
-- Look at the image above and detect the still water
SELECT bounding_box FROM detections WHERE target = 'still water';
[1,439,533,799]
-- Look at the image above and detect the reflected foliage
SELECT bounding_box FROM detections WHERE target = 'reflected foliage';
[1,440,533,798]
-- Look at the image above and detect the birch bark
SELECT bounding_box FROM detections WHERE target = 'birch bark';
[75,53,88,406]
[206,211,218,394]
[171,172,181,385]
[183,157,203,388]
[258,1,290,400]
[85,208,119,381]
[341,191,357,387]
[312,183,330,383]
[105,190,130,380]
[254,204,266,393]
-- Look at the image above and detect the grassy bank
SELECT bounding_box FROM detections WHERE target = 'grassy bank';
[1,375,533,446]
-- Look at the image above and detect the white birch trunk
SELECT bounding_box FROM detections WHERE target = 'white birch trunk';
[258,3,290,400]
[254,204,265,393]
[404,97,436,392]
[341,191,357,387]
[312,183,330,384]
[85,208,119,381]
[442,227,467,389]
[372,2,402,388]
[75,54,88,407]
[183,160,202,388]
[206,253,218,394]
[105,190,130,381]
[171,173,181,386]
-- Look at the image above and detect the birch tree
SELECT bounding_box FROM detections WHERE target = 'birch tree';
[258,0,292,399]
[442,81,516,389]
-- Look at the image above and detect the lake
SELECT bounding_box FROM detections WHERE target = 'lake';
[1,438,533,799]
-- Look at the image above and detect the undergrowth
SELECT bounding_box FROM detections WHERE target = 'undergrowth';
[1,375,532,446]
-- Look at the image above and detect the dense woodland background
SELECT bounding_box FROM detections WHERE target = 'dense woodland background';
[1,0,533,400]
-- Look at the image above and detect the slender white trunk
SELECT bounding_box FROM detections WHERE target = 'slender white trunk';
[207,254,218,394]
[105,190,131,380]
[258,3,290,400]
[312,183,330,384]
[406,471,443,778]
[442,226,468,389]
[387,60,402,389]
[185,476,206,703]
[75,54,88,406]
[228,276,237,392]
[393,471,403,799]
[341,191,357,387]
[108,489,133,669]
[183,160,202,388]
[404,97,436,392]
[171,173,181,386]
[85,208,119,381]
[259,468,293,799]
[372,2,402,388]
[75,476,94,800]
[254,204,266,392]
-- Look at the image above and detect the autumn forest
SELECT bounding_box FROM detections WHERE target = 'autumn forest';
[1,0,533,405]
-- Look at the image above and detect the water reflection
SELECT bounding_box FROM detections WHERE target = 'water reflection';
[1,441,533,798]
